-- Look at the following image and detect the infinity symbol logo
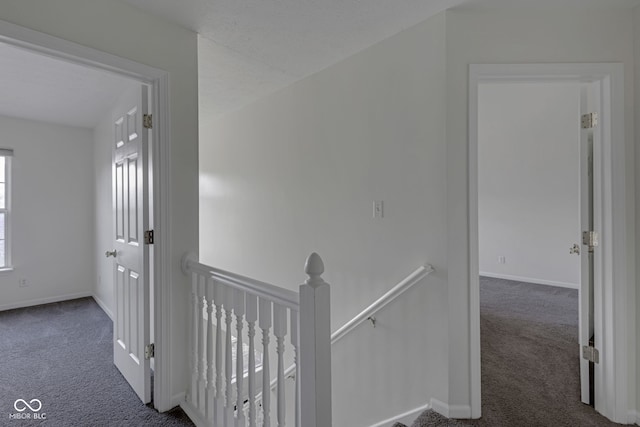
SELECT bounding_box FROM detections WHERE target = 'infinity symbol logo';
[14,399,42,412]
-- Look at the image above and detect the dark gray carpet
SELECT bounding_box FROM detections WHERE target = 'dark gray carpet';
[0,297,194,426]
[393,410,467,427]
[394,277,626,427]
[460,277,624,427]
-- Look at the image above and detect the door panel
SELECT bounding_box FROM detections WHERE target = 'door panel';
[111,85,151,404]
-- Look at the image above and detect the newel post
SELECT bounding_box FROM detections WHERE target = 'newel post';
[299,253,332,427]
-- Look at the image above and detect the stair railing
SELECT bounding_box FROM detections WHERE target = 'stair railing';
[262,263,434,399]
[180,252,331,427]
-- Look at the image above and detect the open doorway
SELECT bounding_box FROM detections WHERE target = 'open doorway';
[0,22,173,410]
[475,81,594,424]
[468,63,631,424]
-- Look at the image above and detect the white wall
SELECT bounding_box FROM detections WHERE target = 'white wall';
[478,82,581,288]
[0,0,199,409]
[199,12,448,426]
[93,105,113,317]
[0,115,94,309]
[446,6,636,416]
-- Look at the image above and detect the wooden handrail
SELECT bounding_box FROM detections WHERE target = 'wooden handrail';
[182,252,300,310]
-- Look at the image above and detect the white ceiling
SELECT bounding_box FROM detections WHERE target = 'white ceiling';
[126,0,469,117]
[0,42,133,129]
[120,0,640,118]
[1,0,638,126]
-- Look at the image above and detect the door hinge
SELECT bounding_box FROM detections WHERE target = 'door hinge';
[145,343,155,360]
[144,229,154,245]
[582,345,599,364]
[582,230,599,252]
[143,114,153,129]
[581,112,598,129]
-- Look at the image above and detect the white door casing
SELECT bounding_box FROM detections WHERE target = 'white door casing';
[469,63,630,423]
[0,19,173,411]
[112,85,151,403]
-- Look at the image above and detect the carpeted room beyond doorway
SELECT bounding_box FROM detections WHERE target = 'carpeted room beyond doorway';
[0,297,193,426]
[395,277,624,427]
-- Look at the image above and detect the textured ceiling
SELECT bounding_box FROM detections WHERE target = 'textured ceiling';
[0,42,133,128]
[120,0,640,118]
[123,0,469,117]
[1,0,638,127]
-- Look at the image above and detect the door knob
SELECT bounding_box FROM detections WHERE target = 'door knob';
[569,244,580,255]
[105,250,117,258]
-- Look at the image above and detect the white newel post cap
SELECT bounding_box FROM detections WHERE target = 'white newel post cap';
[304,252,325,285]
[181,251,198,276]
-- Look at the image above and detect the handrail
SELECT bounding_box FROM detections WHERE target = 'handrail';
[331,264,434,344]
[268,263,435,391]
[181,252,300,310]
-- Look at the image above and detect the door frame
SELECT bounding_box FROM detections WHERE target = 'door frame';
[468,63,632,423]
[0,19,175,411]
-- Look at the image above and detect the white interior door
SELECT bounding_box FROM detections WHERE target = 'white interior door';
[111,85,151,403]
[578,82,598,406]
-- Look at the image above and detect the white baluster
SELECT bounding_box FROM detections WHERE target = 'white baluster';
[273,304,287,427]
[246,294,258,427]
[299,253,332,427]
[259,298,272,427]
[290,309,300,427]
[190,272,199,406]
[235,289,246,427]
[225,287,235,425]
[198,275,206,412]
[215,280,224,426]
[206,277,215,421]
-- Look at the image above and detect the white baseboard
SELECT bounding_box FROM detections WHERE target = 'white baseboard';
[479,272,579,290]
[430,398,472,419]
[172,392,186,410]
[180,398,205,427]
[369,403,431,427]
[92,294,113,320]
[0,292,93,312]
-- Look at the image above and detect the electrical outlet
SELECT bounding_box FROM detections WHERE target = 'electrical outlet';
[18,278,28,287]
[498,256,506,264]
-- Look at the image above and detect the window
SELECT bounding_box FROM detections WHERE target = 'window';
[0,149,12,269]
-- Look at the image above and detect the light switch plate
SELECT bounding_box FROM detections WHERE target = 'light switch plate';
[373,200,384,219]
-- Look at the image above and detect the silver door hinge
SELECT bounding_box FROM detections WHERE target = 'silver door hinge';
[143,114,153,129]
[145,343,155,360]
[582,230,599,252]
[582,345,599,364]
[144,230,154,245]
[581,112,598,129]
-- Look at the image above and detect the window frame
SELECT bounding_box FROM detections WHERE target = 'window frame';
[0,149,13,270]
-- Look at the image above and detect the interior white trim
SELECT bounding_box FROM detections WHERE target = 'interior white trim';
[430,398,472,419]
[92,294,114,321]
[478,272,579,290]
[469,63,631,423]
[368,402,431,427]
[180,398,206,427]
[0,292,92,312]
[172,392,187,410]
[0,19,174,412]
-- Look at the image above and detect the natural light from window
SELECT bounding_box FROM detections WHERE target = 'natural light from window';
[0,151,12,269]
